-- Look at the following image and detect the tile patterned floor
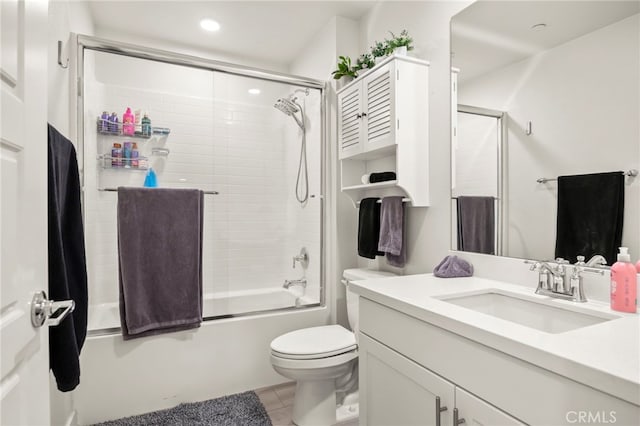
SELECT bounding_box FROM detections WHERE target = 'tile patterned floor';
[256,382,296,426]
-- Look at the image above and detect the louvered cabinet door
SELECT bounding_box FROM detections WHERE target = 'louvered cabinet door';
[338,83,364,159]
[363,63,396,153]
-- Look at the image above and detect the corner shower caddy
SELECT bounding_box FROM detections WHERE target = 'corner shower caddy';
[337,54,430,207]
[96,116,171,172]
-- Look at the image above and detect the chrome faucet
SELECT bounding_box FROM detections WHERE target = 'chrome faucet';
[527,257,604,303]
[585,254,607,268]
[283,278,307,289]
[292,247,309,269]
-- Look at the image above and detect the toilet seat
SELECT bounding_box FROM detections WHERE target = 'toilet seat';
[270,325,357,360]
[270,349,358,371]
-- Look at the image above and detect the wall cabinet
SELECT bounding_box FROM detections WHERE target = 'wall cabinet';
[359,297,640,426]
[337,55,429,207]
[359,333,523,426]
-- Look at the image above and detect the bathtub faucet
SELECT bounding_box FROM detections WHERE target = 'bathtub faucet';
[283,278,307,289]
[292,247,309,269]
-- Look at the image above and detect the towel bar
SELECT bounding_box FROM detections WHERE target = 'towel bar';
[355,198,411,207]
[97,187,219,195]
[537,169,638,184]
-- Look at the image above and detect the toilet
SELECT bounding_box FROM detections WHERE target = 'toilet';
[270,268,396,426]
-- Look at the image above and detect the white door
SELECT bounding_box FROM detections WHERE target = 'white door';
[359,333,455,426]
[337,82,363,159]
[1,0,50,425]
[363,63,396,153]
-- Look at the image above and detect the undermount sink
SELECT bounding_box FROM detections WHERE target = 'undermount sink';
[439,290,619,334]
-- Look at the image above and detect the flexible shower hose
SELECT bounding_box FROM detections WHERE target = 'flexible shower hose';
[293,100,309,204]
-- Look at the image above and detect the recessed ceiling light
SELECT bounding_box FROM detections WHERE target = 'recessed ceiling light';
[531,23,547,31]
[200,19,220,32]
[248,88,261,95]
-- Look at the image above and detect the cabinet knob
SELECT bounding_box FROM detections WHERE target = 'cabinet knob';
[356,113,362,119]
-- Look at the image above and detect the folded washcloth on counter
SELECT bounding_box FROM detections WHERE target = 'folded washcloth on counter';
[433,255,473,278]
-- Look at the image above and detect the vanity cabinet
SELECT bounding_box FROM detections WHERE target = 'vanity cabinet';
[359,297,640,426]
[359,333,523,426]
[337,55,429,207]
[359,333,455,426]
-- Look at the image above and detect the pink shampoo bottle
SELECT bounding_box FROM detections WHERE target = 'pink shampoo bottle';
[122,107,135,135]
[610,247,637,313]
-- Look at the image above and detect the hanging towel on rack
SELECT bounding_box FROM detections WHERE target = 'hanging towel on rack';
[555,172,624,264]
[118,187,204,340]
[358,198,384,259]
[456,196,495,255]
[378,196,406,267]
[47,124,88,392]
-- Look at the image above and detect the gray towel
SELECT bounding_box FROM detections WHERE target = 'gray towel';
[456,196,495,255]
[118,187,204,340]
[378,197,406,267]
[433,255,473,278]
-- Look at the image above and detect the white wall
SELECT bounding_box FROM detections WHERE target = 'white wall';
[289,16,361,328]
[459,14,640,262]
[48,3,95,425]
[48,0,94,136]
[356,1,473,274]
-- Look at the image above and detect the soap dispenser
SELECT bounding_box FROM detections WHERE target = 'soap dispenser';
[610,247,637,313]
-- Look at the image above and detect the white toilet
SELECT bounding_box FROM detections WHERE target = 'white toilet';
[270,268,396,426]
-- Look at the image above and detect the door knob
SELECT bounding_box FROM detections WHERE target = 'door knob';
[30,291,75,328]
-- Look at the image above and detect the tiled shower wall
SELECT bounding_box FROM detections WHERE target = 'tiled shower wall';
[83,51,321,319]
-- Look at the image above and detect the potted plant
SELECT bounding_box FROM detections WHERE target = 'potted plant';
[355,53,375,75]
[387,29,414,56]
[371,40,392,64]
[331,56,358,88]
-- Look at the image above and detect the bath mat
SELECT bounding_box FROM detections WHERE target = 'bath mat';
[95,391,272,426]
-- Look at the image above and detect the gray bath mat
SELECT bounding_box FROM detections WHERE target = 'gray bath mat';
[95,391,272,426]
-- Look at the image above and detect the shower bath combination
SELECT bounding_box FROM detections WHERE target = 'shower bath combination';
[275,88,310,204]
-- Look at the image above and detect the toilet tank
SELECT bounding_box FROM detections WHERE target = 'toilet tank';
[342,269,396,340]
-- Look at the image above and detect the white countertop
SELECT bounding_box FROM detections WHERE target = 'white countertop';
[350,273,640,406]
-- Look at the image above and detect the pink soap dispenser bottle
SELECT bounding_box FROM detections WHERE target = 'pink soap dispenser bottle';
[610,247,637,313]
[122,107,135,135]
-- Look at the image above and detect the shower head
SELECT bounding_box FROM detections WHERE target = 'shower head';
[274,98,299,116]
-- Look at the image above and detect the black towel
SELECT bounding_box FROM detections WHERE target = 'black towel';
[456,196,495,255]
[358,198,384,259]
[47,124,88,392]
[369,172,397,183]
[555,172,624,264]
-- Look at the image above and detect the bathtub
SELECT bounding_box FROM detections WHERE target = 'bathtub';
[87,287,313,332]
[75,287,328,424]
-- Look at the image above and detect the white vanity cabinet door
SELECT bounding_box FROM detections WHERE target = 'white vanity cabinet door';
[363,63,396,153]
[359,333,454,426]
[455,387,525,426]
[338,82,364,159]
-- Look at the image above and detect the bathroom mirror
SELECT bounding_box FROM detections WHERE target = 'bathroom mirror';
[450,1,640,265]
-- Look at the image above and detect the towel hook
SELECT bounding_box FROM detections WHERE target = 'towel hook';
[57,41,69,69]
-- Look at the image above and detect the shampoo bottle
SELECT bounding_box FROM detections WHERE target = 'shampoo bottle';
[610,247,637,313]
[141,112,151,137]
[122,107,135,135]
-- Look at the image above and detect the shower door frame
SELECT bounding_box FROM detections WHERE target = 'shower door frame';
[454,104,507,256]
[74,34,328,327]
